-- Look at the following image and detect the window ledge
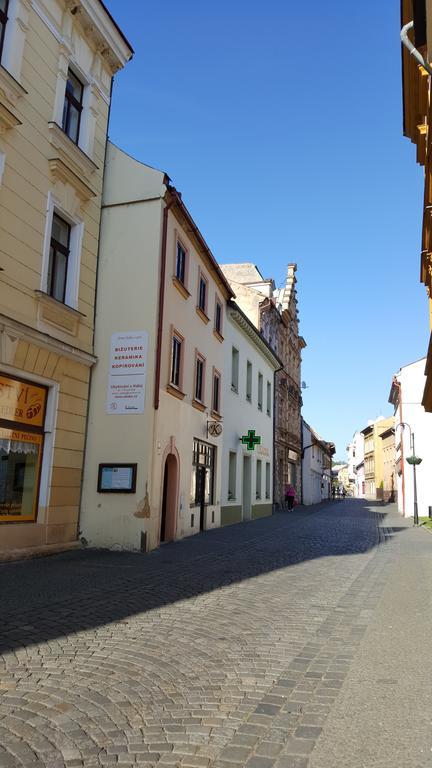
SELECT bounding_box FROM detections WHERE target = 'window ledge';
[0,65,27,109]
[210,410,222,421]
[196,306,210,324]
[48,157,96,201]
[166,383,186,400]
[48,122,98,181]
[192,399,206,412]
[213,328,224,343]
[172,276,191,299]
[35,290,85,336]
[0,102,21,133]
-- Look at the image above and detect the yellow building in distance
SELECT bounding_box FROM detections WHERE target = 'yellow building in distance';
[0,0,132,558]
[361,417,394,499]
[401,0,432,409]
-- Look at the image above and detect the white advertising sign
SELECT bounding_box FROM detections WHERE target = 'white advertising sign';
[106,332,148,415]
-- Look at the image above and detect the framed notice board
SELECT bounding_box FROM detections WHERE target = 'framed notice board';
[97,463,137,493]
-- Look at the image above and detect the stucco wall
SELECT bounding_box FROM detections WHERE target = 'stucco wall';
[221,310,275,524]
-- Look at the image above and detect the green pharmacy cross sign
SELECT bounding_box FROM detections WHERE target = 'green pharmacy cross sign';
[241,429,261,452]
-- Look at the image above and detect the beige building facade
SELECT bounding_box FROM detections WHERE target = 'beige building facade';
[0,0,132,557]
[80,144,233,551]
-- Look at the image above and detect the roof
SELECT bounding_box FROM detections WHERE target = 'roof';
[166,185,234,301]
[98,0,134,54]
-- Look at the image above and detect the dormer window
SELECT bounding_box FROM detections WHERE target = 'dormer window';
[0,0,8,63]
[62,69,84,145]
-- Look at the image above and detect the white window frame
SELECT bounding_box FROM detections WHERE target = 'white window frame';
[1,0,29,81]
[41,192,84,310]
[53,60,92,156]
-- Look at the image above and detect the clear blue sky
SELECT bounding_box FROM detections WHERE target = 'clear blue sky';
[105,0,427,457]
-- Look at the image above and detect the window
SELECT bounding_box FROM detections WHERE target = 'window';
[62,69,84,145]
[171,334,182,388]
[231,347,239,392]
[194,353,205,403]
[0,0,8,63]
[258,373,263,411]
[266,381,271,416]
[265,463,271,499]
[48,214,71,303]
[212,369,221,414]
[215,298,223,335]
[228,452,237,500]
[246,361,252,402]
[190,439,215,506]
[256,460,262,499]
[198,275,207,313]
[0,374,47,524]
[176,241,186,285]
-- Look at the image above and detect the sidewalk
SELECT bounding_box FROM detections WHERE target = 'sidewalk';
[310,506,432,768]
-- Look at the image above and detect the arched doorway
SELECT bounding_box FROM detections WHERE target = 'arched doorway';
[160,453,178,543]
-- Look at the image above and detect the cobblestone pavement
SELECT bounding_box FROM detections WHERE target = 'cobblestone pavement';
[0,500,429,768]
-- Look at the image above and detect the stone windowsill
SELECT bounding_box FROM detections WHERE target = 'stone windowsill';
[0,102,21,133]
[196,306,210,325]
[192,399,206,412]
[48,157,96,201]
[35,290,85,337]
[48,122,98,181]
[210,410,222,422]
[0,65,27,109]
[166,383,186,401]
[213,328,224,343]
[172,276,191,299]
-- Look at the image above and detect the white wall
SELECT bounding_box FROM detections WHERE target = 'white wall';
[221,309,275,521]
[302,421,327,505]
[396,358,432,518]
[80,144,163,550]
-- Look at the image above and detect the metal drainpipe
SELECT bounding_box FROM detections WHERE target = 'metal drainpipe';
[154,199,173,410]
[401,20,432,76]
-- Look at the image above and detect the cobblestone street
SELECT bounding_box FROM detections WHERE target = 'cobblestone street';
[1,500,431,768]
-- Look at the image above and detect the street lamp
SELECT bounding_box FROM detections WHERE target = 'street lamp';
[395,422,422,525]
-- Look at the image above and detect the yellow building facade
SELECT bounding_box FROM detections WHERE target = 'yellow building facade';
[0,0,132,557]
[401,0,432,409]
[361,417,394,499]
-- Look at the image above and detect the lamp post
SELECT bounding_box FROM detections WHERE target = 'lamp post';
[395,422,422,525]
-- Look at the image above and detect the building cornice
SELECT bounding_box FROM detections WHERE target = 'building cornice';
[228,303,282,370]
[0,315,96,366]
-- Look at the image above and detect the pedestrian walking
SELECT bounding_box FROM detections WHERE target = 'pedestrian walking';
[285,483,296,510]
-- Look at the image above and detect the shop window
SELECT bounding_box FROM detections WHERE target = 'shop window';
[256,459,262,499]
[228,452,236,500]
[0,374,47,524]
[190,439,215,507]
[265,462,271,499]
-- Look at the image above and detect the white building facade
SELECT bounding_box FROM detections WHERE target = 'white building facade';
[302,420,334,505]
[348,431,365,497]
[389,357,432,518]
[220,303,280,525]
